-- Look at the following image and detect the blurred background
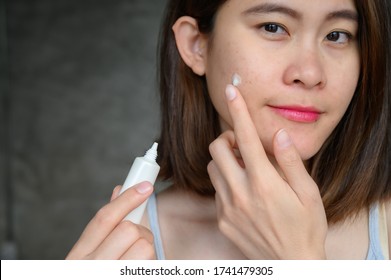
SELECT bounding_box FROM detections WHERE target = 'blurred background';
[1,0,166,259]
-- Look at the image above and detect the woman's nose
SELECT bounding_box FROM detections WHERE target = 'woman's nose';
[283,48,327,90]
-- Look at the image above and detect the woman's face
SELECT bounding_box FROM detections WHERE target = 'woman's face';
[204,0,360,160]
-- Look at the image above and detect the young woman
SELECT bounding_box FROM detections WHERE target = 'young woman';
[67,0,391,259]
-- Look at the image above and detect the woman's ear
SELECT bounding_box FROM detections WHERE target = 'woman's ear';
[172,16,207,76]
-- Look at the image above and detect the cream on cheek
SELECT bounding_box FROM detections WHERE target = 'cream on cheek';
[232,73,242,87]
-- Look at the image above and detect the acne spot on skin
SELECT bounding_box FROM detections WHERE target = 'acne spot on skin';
[232,73,242,87]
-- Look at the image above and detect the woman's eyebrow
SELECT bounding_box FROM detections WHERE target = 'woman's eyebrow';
[242,3,300,19]
[242,3,358,23]
[326,10,358,22]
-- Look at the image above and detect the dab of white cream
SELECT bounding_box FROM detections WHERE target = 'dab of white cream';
[232,73,242,87]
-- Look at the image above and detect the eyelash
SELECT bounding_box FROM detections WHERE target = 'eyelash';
[325,31,353,44]
[258,23,353,45]
[259,23,288,36]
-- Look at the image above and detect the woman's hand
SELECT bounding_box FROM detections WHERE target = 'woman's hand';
[207,85,328,260]
[66,182,155,260]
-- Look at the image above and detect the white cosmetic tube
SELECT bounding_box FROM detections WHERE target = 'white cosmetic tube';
[119,142,160,224]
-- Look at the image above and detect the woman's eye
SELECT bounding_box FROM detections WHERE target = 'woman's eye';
[261,23,287,34]
[326,31,351,44]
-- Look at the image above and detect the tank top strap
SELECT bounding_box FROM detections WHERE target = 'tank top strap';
[366,202,386,260]
[147,192,166,260]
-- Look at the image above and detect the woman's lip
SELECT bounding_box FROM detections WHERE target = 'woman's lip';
[269,105,322,123]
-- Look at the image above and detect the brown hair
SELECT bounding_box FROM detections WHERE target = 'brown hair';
[156,0,391,224]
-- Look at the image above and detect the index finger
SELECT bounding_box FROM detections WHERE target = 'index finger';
[225,84,273,176]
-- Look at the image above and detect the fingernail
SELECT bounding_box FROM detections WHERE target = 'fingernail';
[276,129,292,148]
[135,182,152,194]
[226,84,237,101]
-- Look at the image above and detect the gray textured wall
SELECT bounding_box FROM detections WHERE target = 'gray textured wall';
[2,0,166,259]
[1,0,9,259]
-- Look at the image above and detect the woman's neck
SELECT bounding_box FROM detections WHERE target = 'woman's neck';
[160,186,217,221]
